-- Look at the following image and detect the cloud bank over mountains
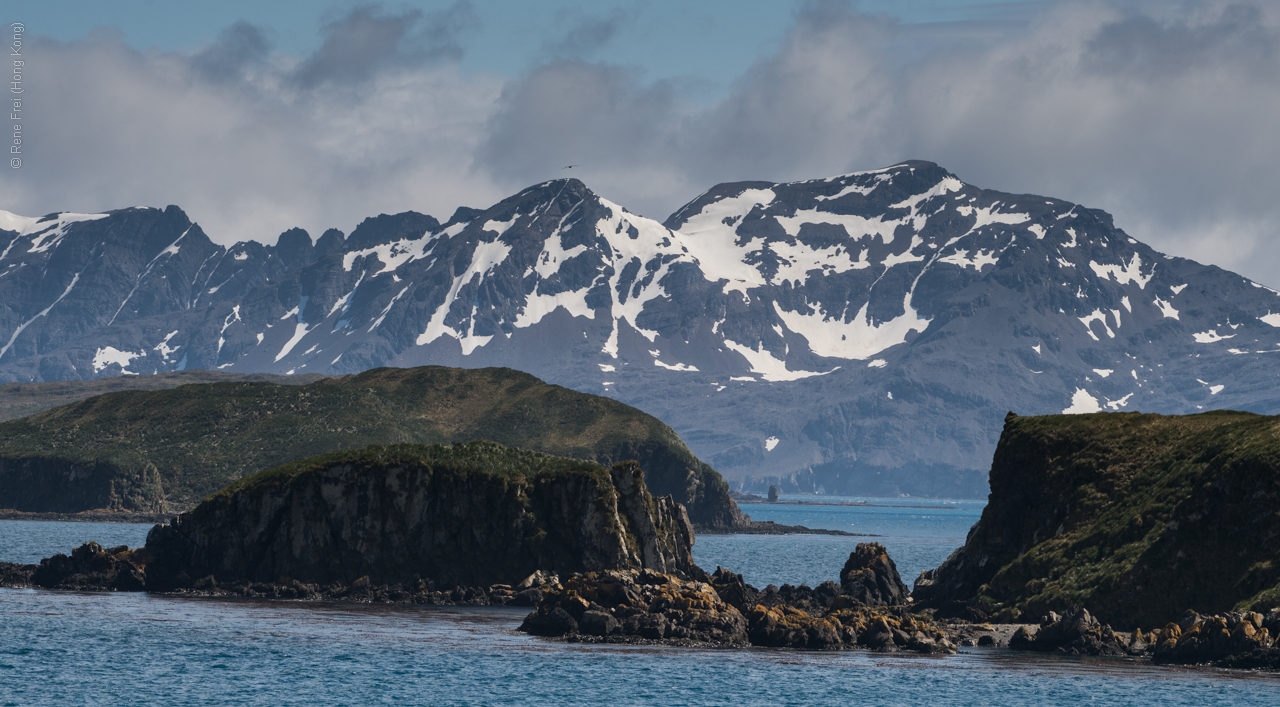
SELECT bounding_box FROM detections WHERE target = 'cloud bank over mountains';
[5,0,1279,285]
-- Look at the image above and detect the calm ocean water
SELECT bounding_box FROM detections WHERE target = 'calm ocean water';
[3,501,1279,705]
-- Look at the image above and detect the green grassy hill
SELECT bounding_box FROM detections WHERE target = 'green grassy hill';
[0,370,326,422]
[0,366,745,527]
[915,410,1280,628]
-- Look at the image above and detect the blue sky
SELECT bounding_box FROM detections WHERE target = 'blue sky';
[16,1,1046,93]
[4,1,1280,285]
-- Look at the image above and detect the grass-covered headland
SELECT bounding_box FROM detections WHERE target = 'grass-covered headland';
[0,366,744,527]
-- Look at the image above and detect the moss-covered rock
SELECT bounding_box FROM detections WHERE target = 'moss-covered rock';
[144,442,698,590]
[914,410,1280,629]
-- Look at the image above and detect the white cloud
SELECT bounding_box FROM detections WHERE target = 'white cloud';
[3,1,1280,287]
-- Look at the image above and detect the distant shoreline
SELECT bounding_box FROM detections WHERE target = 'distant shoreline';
[0,509,175,524]
[733,498,979,511]
[695,520,874,537]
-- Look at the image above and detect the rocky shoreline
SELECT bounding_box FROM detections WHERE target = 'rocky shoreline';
[0,509,177,524]
[4,539,1280,668]
[694,520,871,537]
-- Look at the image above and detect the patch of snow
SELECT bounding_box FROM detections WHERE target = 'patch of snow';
[1089,253,1154,289]
[233,251,249,261]
[1192,329,1235,344]
[416,238,513,349]
[722,338,836,382]
[1078,309,1115,341]
[1105,393,1134,410]
[1259,312,1280,327]
[275,323,312,362]
[92,346,143,374]
[1033,344,1042,354]
[1093,369,1113,378]
[368,286,409,332]
[1062,227,1079,247]
[1121,296,1131,312]
[773,297,929,360]
[215,306,241,359]
[342,237,434,276]
[1170,284,1188,295]
[1027,224,1045,239]
[1153,297,1179,320]
[21,212,110,254]
[1228,348,1249,355]
[1063,388,1102,414]
[153,330,181,360]
[654,360,699,372]
[482,214,520,236]
[0,273,81,361]
[867,359,887,368]
[887,391,893,400]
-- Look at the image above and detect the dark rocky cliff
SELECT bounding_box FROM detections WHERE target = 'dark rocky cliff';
[144,442,698,589]
[914,410,1280,628]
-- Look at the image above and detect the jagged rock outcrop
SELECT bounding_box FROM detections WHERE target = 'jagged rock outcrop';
[144,442,698,591]
[519,544,953,652]
[1153,609,1280,668]
[1007,607,1133,656]
[914,410,1280,628]
[839,542,909,607]
[519,569,750,645]
[29,541,148,591]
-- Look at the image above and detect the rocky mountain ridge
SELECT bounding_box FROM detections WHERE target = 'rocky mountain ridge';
[5,161,1280,495]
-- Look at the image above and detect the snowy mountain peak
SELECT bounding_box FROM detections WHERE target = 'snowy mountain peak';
[4,162,1280,497]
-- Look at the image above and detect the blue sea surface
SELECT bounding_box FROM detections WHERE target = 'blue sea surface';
[3,504,1279,705]
[0,520,154,564]
[692,496,984,588]
[3,589,1278,706]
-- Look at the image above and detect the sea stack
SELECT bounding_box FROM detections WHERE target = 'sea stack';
[144,442,698,590]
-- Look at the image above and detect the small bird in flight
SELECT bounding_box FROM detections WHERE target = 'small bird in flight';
[562,165,577,170]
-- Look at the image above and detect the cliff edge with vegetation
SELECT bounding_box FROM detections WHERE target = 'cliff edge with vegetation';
[144,442,697,589]
[914,410,1280,629]
[0,365,745,528]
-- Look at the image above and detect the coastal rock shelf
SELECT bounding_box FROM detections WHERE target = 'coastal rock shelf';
[519,543,954,653]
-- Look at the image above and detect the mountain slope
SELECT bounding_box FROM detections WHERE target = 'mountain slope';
[3,161,1279,495]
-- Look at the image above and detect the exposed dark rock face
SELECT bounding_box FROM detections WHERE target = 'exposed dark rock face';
[913,410,1280,628]
[29,541,148,591]
[839,542,908,607]
[144,443,698,591]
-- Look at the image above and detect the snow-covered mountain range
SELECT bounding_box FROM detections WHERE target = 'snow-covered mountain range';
[4,161,1279,496]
